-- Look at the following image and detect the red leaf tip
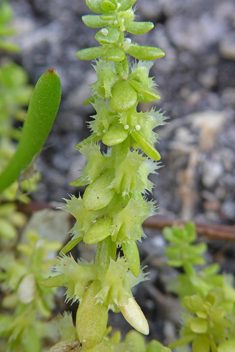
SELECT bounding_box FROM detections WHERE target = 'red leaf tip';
[47,68,56,74]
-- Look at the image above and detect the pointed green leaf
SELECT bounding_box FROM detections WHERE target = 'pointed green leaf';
[41,274,68,288]
[131,130,161,161]
[102,47,126,61]
[126,21,154,35]
[110,81,137,111]
[59,237,82,255]
[76,46,102,60]
[95,27,121,44]
[0,69,61,193]
[82,15,108,28]
[102,124,128,146]
[74,134,100,150]
[130,79,160,100]
[127,44,165,60]
[122,241,140,277]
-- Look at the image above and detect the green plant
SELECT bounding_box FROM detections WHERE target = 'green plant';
[42,0,169,350]
[164,223,235,352]
[0,0,19,53]
[0,230,61,352]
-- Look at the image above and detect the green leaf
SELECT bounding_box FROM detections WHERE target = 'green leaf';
[130,79,161,100]
[23,326,41,352]
[59,237,82,255]
[0,2,12,25]
[184,222,196,242]
[82,15,108,28]
[125,330,146,352]
[131,130,161,161]
[192,242,207,255]
[101,0,117,12]
[41,274,68,288]
[85,0,104,13]
[0,39,20,52]
[166,259,183,267]
[0,27,16,36]
[218,339,235,352]
[192,335,210,352]
[127,44,165,60]
[76,280,108,349]
[122,241,140,277]
[0,218,17,239]
[190,317,208,334]
[95,27,121,44]
[83,171,115,211]
[126,21,154,35]
[183,295,204,313]
[102,124,128,146]
[83,217,112,244]
[0,69,61,194]
[102,47,126,61]
[169,335,195,349]
[76,46,102,60]
[74,134,100,150]
[146,340,164,352]
[110,81,137,111]
[201,263,220,276]
[119,0,137,11]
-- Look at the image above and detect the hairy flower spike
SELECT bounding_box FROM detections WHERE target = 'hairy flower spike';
[49,0,167,347]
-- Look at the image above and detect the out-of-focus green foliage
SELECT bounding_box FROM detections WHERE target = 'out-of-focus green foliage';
[0,230,61,352]
[0,61,36,245]
[0,0,19,52]
[165,223,235,352]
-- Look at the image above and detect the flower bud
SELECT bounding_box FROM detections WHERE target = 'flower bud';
[119,297,149,335]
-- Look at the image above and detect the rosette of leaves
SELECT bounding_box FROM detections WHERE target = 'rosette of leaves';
[43,0,167,350]
[0,230,61,352]
[169,288,235,352]
[0,0,19,53]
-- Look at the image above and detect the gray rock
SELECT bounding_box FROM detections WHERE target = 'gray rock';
[220,33,235,60]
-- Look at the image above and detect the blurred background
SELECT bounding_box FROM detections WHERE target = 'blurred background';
[3,0,235,344]
[8,0,235,227]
